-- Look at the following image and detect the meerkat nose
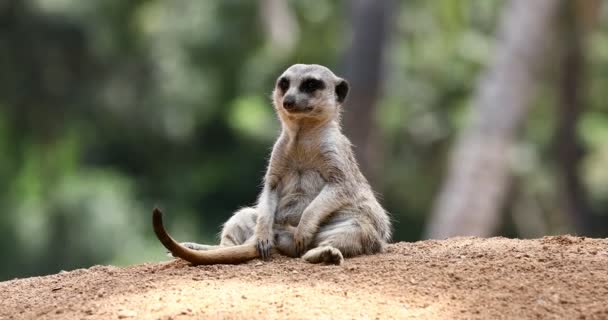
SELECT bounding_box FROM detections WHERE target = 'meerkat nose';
[283,95,296,110]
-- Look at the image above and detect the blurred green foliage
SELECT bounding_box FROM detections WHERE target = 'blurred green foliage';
[1,0,607,280]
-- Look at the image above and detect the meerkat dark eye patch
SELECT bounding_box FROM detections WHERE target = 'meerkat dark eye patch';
[299,78,325,94]
[277,77,290,93]
[335,80,349,103]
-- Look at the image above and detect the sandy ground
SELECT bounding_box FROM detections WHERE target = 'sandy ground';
[0,236,607,320]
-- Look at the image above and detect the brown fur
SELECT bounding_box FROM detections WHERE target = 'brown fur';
[153,64,391,265]
[153,208,258,264]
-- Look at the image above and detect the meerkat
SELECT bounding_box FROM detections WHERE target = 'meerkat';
[153,64,391,265]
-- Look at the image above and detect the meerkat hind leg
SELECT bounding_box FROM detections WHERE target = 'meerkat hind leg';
[301,246,344,265]
[219,207,258,246]
[166,242,220,257]
[180,243,220,251]
[168,207,257,258]
[302,216,379,265]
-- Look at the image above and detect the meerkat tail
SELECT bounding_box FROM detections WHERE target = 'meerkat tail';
[152,208,259,265]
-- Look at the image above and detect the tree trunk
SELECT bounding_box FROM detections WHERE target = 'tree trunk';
[259,0,299,54]
[425,0,562,238]
[342,0,393,187]
[555,0,599,236]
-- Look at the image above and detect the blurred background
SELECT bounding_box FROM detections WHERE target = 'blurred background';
[1,0,607,280]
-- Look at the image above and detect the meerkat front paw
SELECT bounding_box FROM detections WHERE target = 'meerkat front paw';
[294,224,315,256]
[256,237,273,260]
[255,228,274,260]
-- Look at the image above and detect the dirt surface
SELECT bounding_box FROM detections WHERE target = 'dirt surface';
[1,236,607,320]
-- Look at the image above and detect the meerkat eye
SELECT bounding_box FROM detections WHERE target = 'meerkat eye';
[299,78,325,93]
[277,77,290,92]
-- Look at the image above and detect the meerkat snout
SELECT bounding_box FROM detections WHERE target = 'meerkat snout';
[282,95,296,111]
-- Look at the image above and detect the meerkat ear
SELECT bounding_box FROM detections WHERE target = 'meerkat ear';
[335,79,349,103]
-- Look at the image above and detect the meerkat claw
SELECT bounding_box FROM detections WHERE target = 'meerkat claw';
[257,239,272,260]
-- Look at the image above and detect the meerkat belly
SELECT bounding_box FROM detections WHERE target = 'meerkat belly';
[275,168,326,226]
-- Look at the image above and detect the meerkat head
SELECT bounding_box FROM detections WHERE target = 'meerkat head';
[272,64,349,123]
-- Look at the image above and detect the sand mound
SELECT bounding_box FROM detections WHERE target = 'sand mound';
[1,236,607,319]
